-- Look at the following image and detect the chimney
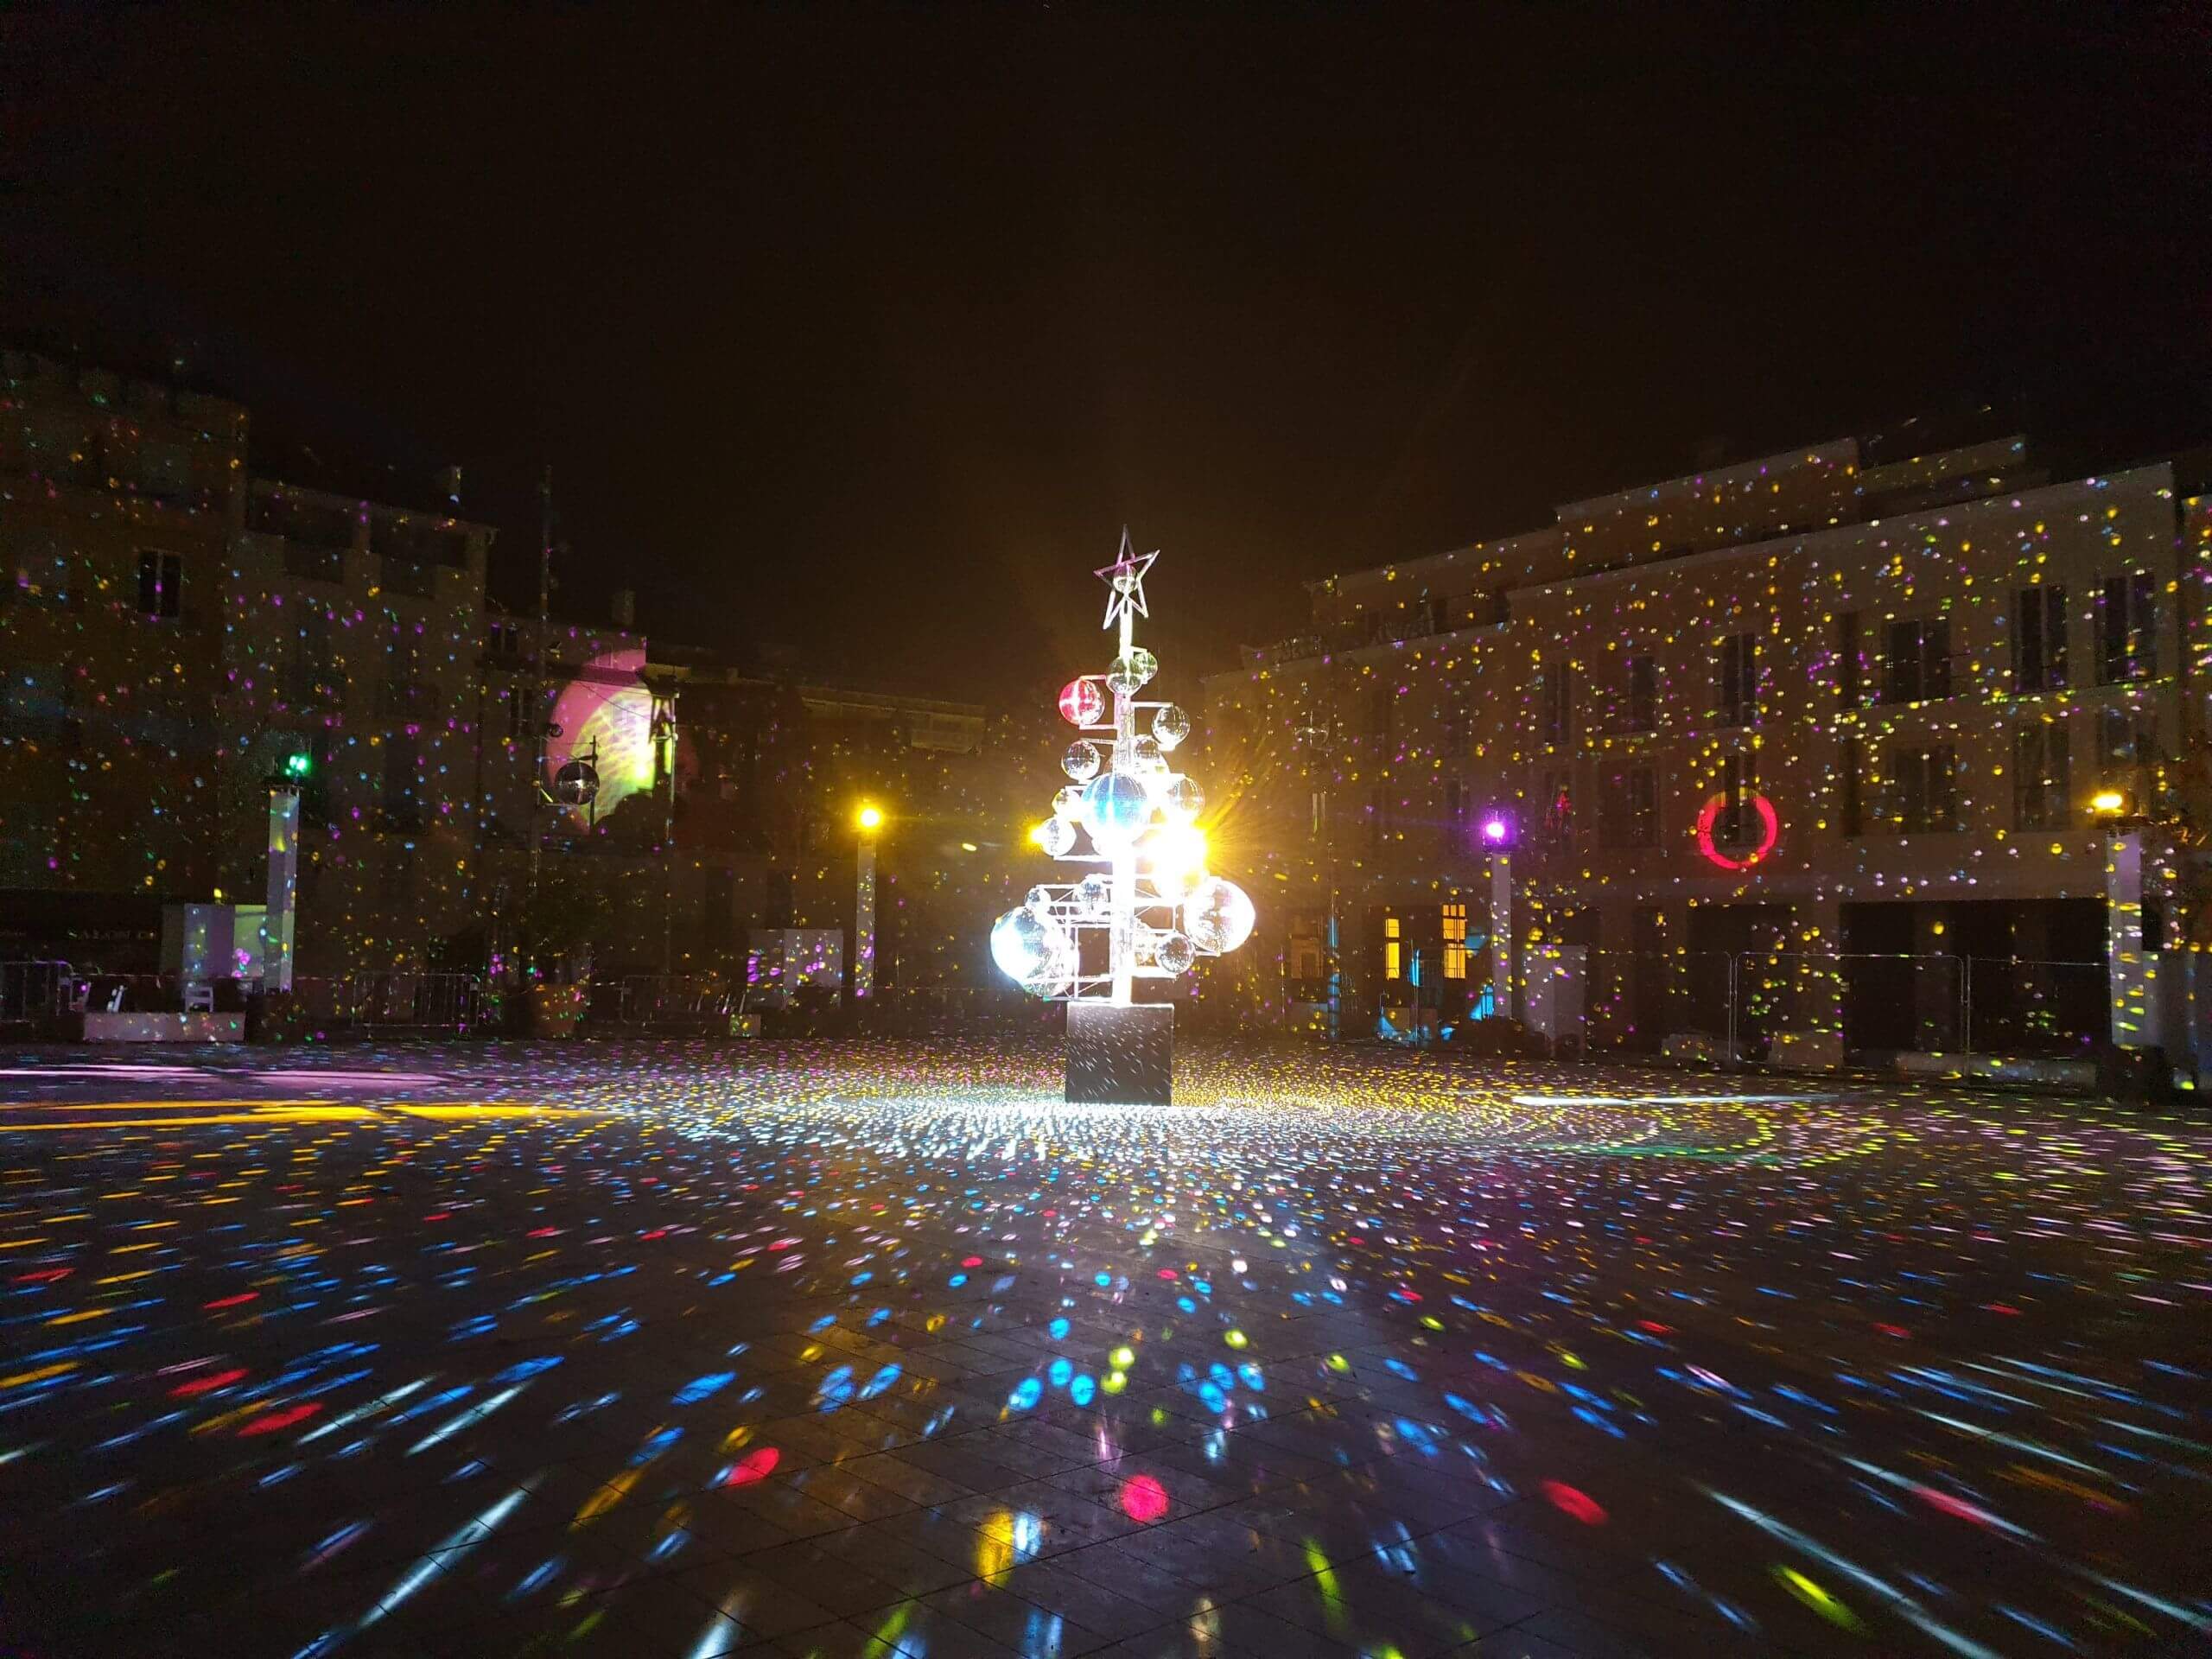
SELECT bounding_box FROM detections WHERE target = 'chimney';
[612,588,637,629]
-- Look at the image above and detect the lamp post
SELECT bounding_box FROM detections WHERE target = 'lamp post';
[855,803,883,1002]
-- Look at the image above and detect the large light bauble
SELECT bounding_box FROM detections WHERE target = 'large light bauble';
[1074,874,1111,917]
[990,907,1075,996]
[1155,931,1197,974]
[1157,775,1204,824]
[1126,734,1166,773]
[1037,816,1077,857]
[1152,703,1191,749]
[1081,772,1153,851]
[1184,876,1255,955]
[1063,741,1102,783]
[1058,678,1105,727]
[1107,649,1158,696]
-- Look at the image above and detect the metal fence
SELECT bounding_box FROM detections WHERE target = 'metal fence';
[290,973,490,1032]
[0,960,81,1024]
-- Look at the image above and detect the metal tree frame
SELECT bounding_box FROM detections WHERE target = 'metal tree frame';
[995,534,1252,1006]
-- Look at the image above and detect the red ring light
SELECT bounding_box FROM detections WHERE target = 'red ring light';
[1695,791,1778,870]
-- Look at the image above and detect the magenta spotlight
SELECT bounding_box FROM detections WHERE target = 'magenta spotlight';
[1481,816,1510,844]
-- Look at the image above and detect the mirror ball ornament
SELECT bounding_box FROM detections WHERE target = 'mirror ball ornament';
[1063,740,1102,782]
[1082,772,1154,851]
[1155,931,1198,974]
[991,907,1075,996]
[553,759,601,806]
[1058,677,1105,727]
[1159,775,1204,823]
[1106,647,1158,695]
[1053,785,1085,819]
[1037,816,1077,857]
[1183,875,1255,955]
[1126,734,1166,772]
[1152,703,1190,749]
[1075,874,1112,916]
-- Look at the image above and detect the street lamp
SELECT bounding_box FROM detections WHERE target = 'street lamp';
[854,804,884,1001]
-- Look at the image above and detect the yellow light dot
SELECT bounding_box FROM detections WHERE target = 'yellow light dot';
[1224,1330,1247,1349]
[1110,1346,1135,1369]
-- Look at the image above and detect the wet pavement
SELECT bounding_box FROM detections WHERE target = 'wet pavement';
[0,1039,2206,1657]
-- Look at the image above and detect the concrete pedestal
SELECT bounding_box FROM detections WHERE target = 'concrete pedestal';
[1065,1001,1173,1105]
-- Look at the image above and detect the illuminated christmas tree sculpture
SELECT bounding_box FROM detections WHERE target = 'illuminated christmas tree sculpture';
[989,534,1255,1103]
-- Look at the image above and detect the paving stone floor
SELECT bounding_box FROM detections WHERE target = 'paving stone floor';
[0,1039,2205,1656]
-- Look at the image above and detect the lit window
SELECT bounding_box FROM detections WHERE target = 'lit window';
[1441,904,1467,980]
[1383,915,1402,981]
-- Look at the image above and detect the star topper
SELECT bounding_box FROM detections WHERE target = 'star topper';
[1095,528,1160,631]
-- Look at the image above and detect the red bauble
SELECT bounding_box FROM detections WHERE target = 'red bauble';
[1058,677,1105,726]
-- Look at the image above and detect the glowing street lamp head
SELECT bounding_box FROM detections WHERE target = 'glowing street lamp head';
[856,804,885,833]
[1481,816,1510,845]
[2091,790,2125,817]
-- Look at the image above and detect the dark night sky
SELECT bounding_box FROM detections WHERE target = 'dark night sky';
[9,5,2211,704]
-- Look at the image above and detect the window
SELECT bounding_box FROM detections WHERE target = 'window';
[2097,705,2158,774]
[1715,633,1758,726]
[137,550,181,619]
[381,733,420,821]
[1540,661,1574,748]
[1717,753,1760,847]
[1367,681,1393,740]
[1309,786,1328,841]
[1599,766,1656,848]
[1840,736,1865,836]
[1885,743,1960,834]
[1288,915,1325,983]
[1625,656,1656,733]
[2013,586,2069,692]
[1881,617,1951,704]
[1837,612,1864,707]
[2013,723,2070,830]
[1382,915,1402,981]
[1441,903,1468,979]
[1536,767,1573,849]
[2099,573,2158,683]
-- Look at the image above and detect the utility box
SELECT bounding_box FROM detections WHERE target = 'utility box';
[1522,945,1587,1052]
[161,904,268,983]
[745,929,845,1009]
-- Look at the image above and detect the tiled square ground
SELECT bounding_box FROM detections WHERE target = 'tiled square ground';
[0,1037,2205,1656]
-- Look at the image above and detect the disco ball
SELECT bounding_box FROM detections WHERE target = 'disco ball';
[1058,677,1105,727]
[1106,648,1158,695]
[1081,772,1154,851]
[1038,816,1077,857]
[990,907,1075,996]
[1183,875,1255,955]
[1158,775,1204,823]
[1074,874,1112,917]
[552,759,600,807]
[1126,734,1166,772]
[1063,740,1102,783]
[1155,931,1197,974]
[1152,703,1191,749]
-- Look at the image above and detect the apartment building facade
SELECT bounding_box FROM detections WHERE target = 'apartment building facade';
[1202,432,2211,1055]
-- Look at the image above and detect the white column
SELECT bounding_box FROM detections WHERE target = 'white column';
[854,836,877,1001]
[264,785,301,993]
